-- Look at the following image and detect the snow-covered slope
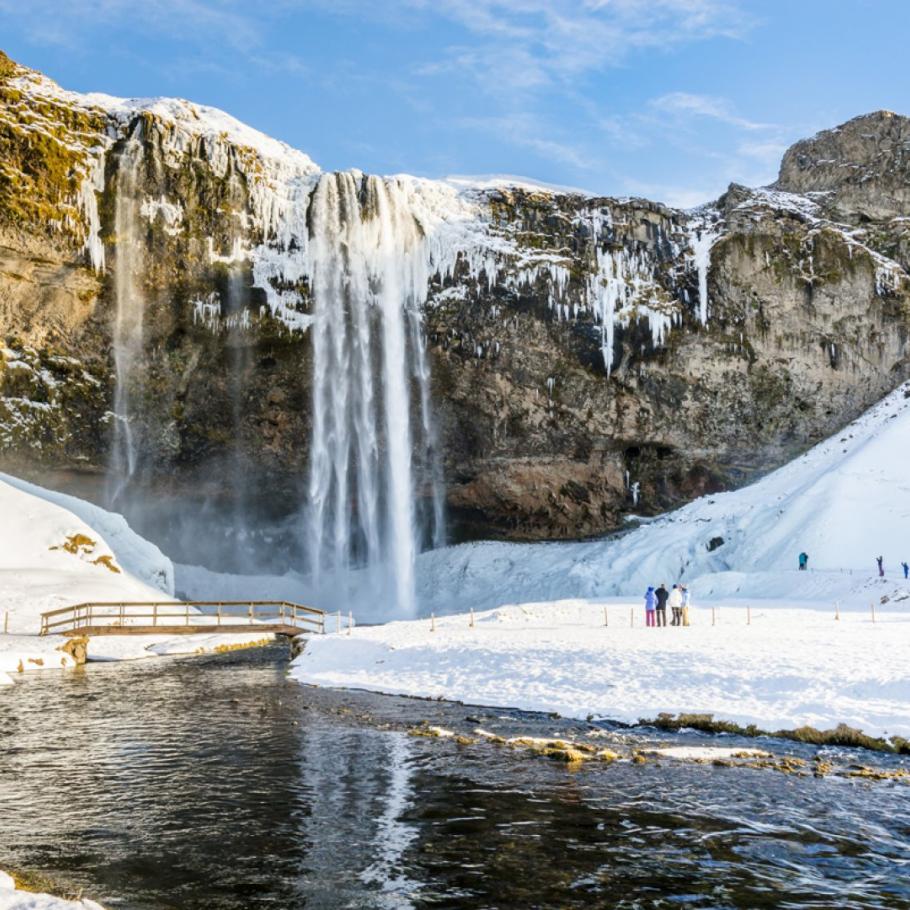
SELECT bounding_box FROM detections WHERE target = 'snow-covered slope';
[0,475,175,637]
[0,473,174,596]
[414,381,910,614]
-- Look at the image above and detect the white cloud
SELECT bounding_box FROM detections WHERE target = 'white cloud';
[403,0,754,91]
[458,113,596,169]
[650,92,773,131]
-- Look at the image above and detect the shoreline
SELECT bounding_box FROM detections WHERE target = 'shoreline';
[291,598,910,748]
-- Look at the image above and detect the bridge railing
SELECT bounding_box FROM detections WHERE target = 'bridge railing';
[39,601,326,637]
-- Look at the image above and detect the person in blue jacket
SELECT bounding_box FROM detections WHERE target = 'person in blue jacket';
[798,552,809,571]
[644,586,656,627]
[902,561,909,579]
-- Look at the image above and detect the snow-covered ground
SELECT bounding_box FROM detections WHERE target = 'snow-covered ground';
[0,475,276,681]
[289,383,910,738]
[0,872,103,910]
[291,598,910,739]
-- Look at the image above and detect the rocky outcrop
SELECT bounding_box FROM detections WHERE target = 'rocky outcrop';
[776,110,910,223]
[0,50,909,568]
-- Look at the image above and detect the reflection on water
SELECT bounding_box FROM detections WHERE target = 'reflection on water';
[1,647,909,909]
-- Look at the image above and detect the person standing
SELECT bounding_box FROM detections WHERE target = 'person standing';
[876,555,884,577]
[668,584,683,626]
[681,585,691,626]
[655,583,669,627]
[798,552,809,571]
[902,561,909,580]
[644,586,657,627]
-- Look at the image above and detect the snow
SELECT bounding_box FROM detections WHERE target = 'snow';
[444,174,594,197]
[292,598,910,739]
[0,871,104,909]
[288,381,910,738]
[0,475,282,677]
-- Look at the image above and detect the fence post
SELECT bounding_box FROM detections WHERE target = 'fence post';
[119,602,124,626]
[712,606,716,627]
[249,602,254,622]
[871,602,876,624]
[431,613,436,632]
[603,606,608,627]
[470,607,475,628]
[185,602,189,625]
[630,607,634,628]
[217,604,222,627]
[348,610,353,636]
[747,605,751,626]
[153,603,158,627]
[336,611,341,633]
[835,601,840,621]
[3,611,7,635]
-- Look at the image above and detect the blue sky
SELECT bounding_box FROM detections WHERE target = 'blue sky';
[1,0,907,207]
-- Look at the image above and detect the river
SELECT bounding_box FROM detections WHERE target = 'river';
[1,646,908,909]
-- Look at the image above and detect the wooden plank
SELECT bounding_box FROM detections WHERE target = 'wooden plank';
[61,624,309,638]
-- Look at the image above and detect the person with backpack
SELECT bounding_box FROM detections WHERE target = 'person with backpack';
[681,585,691,626]
[798,552,809,571]
[655,583,669,627]
[644,586,657,627]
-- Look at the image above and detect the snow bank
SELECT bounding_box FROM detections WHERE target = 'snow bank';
[292,598,910,738]
[0,475,278,673]
[0,476,176,637]
[0,473,174,596]
[0,872,104,909]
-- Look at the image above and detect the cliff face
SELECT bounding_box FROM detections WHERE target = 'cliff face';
[1,50,909,570]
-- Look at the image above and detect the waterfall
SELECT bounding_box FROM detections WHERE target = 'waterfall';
[305,172,446,616]
[106,134,146,508]
[226,268,253,569]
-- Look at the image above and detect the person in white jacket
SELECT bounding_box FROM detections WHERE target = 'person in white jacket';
[668,584,683,626]
[681,585,691,626]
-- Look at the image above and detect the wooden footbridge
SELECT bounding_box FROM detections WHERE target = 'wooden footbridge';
[39,601,328,638]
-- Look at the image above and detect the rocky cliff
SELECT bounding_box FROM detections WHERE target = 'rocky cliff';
[1,50,908,573]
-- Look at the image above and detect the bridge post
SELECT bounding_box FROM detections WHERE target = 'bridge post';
[217,604,222,627]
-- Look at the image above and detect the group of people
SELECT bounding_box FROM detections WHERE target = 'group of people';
[643,583,690,627]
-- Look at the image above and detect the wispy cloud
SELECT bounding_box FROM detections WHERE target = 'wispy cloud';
[404,0,754,92]
[458,112,597,169]
[650,91,773,130]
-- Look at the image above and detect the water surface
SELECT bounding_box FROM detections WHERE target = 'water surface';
[1,647,908,908]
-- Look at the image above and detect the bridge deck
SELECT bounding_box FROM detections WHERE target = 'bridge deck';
[61,623,307,638]
[40,601,332,638]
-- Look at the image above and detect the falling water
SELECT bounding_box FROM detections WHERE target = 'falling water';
[225,269,253,569]
[106,133,146,508]
[305,172,445,615]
